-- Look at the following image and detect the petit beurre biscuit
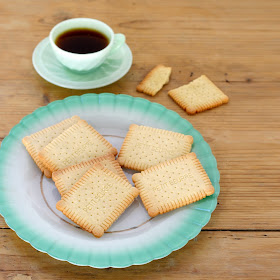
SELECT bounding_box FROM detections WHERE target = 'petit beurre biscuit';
[52,154,128,196]
[22,116,80,178]
[118,124,193,171]
[132,153,215,217]
[168,75,229,114]
[56,163,139,238]
[136,65,172,96]
[39,120,117,175]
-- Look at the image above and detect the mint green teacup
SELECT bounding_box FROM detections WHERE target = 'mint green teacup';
[49,18,125,72]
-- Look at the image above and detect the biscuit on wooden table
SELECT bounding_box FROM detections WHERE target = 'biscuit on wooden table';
[136,65,172,96]
[118,124,193,171]
[56,163,139,238]
[39,120,117,176]
[168,75,229,114]
[22,116,80,178]
[52,154,128,196]
[132,152,215,217]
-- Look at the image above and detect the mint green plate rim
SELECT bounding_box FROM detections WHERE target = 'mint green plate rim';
[0,93,220,268]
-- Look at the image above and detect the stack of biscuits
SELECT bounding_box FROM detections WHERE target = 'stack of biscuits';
[23,117,214,237]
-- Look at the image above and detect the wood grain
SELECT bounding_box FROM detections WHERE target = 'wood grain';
[0,0,280,277]
[0,230,279,279]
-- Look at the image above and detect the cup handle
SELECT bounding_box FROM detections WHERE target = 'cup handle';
[109,33,126,56]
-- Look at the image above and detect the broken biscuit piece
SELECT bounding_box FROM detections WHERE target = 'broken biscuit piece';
[136,65,172,96]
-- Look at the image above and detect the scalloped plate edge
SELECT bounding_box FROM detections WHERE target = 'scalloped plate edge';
[0,93,220,268]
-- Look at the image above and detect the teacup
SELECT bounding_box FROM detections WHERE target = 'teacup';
[49,18,125,72]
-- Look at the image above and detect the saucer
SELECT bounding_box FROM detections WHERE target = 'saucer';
[32,38,133,89]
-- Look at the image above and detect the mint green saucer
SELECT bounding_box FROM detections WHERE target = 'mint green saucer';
[32,38,133,89]
[0,94,220,268]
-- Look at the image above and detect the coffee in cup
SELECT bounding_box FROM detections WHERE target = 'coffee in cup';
[49,18,125,72]
[55,28,109,54]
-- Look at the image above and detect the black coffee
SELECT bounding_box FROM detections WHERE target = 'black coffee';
[55,28,109,54]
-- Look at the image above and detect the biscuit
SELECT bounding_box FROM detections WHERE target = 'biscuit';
[118,124,193,171]
[39,120,118,175]
[132,153,215,217]
[168,75,229,114]
[56,163,139,238]
[136,65,172,96]
[22,116,80,178]
[52,154,128,196]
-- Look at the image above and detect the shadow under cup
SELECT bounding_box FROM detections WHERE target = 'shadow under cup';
[49,18,115,72]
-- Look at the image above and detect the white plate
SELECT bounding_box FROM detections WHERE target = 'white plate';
[0,93,219,268]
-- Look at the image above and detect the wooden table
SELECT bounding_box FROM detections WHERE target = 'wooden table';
[1,0,279,279]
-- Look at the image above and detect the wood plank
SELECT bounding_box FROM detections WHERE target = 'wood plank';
[0,229,279,279]
[0,0,280,83]
[0,218,7,229]
[1,82,280,134]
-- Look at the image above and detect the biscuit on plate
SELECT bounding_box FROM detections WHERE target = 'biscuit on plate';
[56,163,139,238]
[118,124,193,171]
[52,154,128,196]
[22,116,80,178]
[132,153,215,217]
[168,75,229,114]
[39,120,117,176]
[136,65,172,96]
